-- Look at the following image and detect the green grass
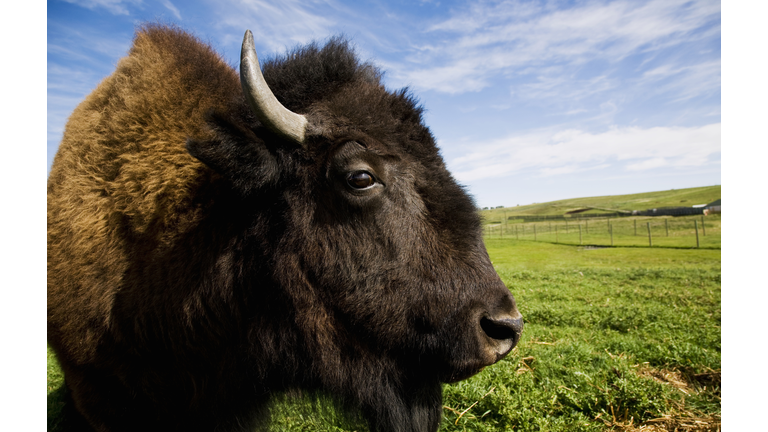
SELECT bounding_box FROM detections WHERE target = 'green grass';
[483,238,720,271]
[48,241,721,431]
[48,345,69,431]
[481,185,720,219]
[440,241,720,431]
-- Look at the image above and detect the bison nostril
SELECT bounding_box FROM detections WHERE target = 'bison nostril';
[480,316,523,344]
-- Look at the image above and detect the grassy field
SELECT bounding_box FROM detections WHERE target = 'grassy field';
[47,239,721,431]
[444,241,720,431]
[481,185,720,218]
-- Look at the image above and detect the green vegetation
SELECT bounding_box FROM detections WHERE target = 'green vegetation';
[48,241,721,431]
[441,240,721,431]
[48,346,69,431]
[482,185,720,218]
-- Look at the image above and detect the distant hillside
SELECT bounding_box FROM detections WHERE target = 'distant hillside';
[480,185,720,222]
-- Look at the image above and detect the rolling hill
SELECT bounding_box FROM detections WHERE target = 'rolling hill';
[480,185,721,222]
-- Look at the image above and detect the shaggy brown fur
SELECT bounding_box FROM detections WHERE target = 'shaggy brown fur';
[48,24,522,432]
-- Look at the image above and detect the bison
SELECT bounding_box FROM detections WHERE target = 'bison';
[47,24,523,432]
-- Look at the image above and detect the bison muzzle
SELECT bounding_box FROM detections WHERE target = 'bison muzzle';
[47,24,523,432]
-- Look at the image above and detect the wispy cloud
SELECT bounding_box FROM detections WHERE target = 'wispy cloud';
[514,73,617,107]
[62,0,142,16]
[47,21,133,60]
[638,59,721,102]
[388,0,720,98]
[207,0,344,52]
[160,0,182,20]
[61,0,182,20]
[449,123,721,182]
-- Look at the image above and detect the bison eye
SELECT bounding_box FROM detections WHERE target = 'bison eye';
[346,171,376,189]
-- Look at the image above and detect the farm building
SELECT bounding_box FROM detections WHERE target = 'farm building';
[704,199,721,215]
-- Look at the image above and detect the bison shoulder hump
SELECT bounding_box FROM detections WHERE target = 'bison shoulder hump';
[49,25,241,238]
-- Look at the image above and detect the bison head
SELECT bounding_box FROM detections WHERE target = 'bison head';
[187,30,523,431]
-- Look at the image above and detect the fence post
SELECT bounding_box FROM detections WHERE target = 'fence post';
[647,222,652,247]
[634,219,637,236]
[695,220,700,248]
[555,225,558,243]
[586,220,589,234]
[610,223,613,246]
[515,224,519,240]
[701,215,706,236]
[665,219,669,237]
[534,224,537,241]
[579,224,582,245]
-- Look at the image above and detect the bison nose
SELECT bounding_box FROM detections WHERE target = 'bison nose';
[480,312,523,361]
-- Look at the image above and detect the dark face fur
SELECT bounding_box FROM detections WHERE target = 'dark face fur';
[303,136,521,383]
[191,71,523,386]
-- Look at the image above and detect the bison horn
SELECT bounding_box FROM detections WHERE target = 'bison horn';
[240,30,308,145]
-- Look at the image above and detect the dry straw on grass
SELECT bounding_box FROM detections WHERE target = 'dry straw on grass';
[595,405,721,431]
[596,365,722,431]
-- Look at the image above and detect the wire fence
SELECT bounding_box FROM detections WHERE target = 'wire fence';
[483,214,721,249]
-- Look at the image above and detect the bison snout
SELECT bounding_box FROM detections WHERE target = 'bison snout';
[479,311,523,361]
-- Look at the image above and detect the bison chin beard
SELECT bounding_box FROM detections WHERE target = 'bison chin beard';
[357,372,444,432]
[432,355,497,384]
[401,348,492,386]
[441,363,488,384]
[405,322,515,385]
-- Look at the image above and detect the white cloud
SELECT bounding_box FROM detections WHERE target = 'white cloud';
[209,0,342,53]
[448,123,720,182]
[62,0,182,20]
[515,74,617,106]
[625,157,668,171]
[47,22,132,61]
[160,0,182,20]
[62,0,142,16]
[390,0,720,96]
[639,60,721,103]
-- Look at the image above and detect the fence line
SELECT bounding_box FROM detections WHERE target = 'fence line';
[483,214,720,248]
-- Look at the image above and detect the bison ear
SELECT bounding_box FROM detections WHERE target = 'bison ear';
[187,112,280,195]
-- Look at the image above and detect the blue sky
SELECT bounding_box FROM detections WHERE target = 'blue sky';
[47,0,721,208]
